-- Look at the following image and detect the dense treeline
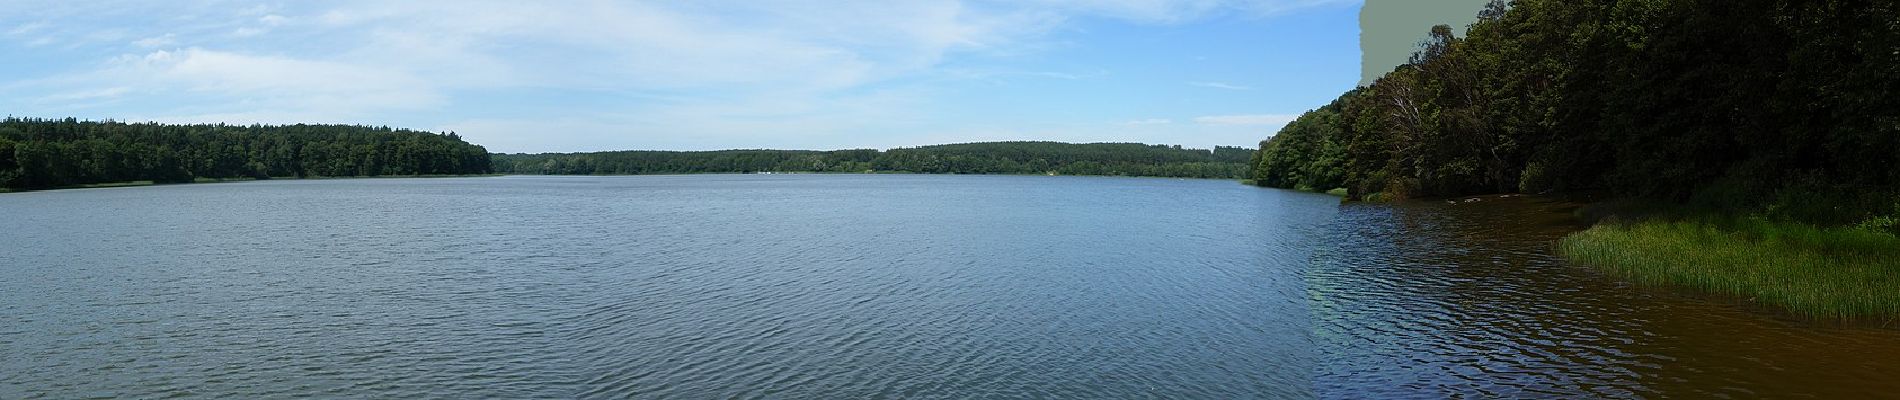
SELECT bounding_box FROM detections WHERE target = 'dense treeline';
[0,117,491,190]
[1250,0,1898,224]
[494,142,1253,179]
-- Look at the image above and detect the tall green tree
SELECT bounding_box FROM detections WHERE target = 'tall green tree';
[0,118,491,190]
[1246,0,1899,223]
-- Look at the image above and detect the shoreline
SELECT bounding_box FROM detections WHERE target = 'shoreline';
[1557,212,1900,323]
[497,171,1247,181]
[1352,193,1900,323]
[0,174,502,194]
[3,172,1240,195]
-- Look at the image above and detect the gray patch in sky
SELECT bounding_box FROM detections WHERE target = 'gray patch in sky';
[1361,0,1490,86]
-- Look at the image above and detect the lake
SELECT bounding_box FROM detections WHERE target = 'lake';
[3,175,1897,398]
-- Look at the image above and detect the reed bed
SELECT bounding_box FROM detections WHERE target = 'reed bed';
[1559,218,1900,321]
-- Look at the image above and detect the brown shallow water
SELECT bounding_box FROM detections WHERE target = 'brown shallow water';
[1312,194,1900,398]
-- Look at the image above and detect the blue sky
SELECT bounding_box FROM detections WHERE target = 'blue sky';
[0,0,1363,153]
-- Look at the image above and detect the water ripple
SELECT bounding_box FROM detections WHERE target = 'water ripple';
[1309,195,1900,398]
[1,175,1330,399]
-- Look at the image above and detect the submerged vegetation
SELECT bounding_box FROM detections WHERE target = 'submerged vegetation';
[1560,217,1900,321]
[0,118,492,191]
[1245,0,1900,318]
[494,141,1253,179]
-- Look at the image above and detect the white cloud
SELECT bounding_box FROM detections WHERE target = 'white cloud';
[131,34,175,48]
[1124,118,1172,125]
[1188,81,1251,90]
[4,47,445,121]
[1007,0,1224,23]
[1000,0,1354,23]
[301,2,919,91]
[4,0,1351,151]
[136,48,436,107]
[138,111,366,126]
[228,13,289,37]
[943,68,1109,82]
[1240,0,1358,16]
[443,85,934,153]
[7,22,47,36]
[1193,114,1298,126]
[236,4,277,17]
[39,87,130,102]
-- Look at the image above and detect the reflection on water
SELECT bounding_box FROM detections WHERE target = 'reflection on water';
[1310,195,1900,398]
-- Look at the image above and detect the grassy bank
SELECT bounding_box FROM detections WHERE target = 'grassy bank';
[1559,217,1900,321]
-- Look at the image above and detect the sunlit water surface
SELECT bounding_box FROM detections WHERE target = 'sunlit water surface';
[2,175,1330,398]
[3,175,1896,399]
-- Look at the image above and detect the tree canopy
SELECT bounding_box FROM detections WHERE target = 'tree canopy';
[493,141,1253,179]
[1249,0,1898,224]
[0,117,491,190]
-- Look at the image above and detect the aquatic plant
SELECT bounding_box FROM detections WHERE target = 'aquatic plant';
[1559,218,1900,321]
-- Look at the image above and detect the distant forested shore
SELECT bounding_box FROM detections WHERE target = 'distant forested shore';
[1245,0,1898,320]
[493,142,1254,179]
[0,118,1253,191]
[0,118,492,191]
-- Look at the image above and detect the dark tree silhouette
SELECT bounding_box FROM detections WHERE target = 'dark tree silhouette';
[0,117,491,190]
[1248,0,1899,224]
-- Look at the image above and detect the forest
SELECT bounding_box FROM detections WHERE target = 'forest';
[0,118,492,190]
[1248,0,1898,226]
[1248,0,1900,320]
[494,142,1254,179]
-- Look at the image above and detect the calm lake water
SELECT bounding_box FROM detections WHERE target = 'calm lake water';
[3,175,1897,398]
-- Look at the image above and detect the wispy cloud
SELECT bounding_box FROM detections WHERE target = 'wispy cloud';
[1188,81,1251,90]
[1012,0,1351,23]
[7,21,47,36]
[131,34,174,48]
[38,86,130,102]
[943,68,1110,82]
[1193,114,1298,126]
[13,47,446,121]
[0,0,1353,152]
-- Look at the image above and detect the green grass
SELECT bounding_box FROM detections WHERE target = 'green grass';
[1559,217,1900,321]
